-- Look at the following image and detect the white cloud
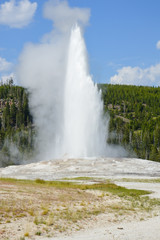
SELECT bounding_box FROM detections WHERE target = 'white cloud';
[110,64,160,86]
[156,40,160,49]
[43,0,90,33]
[0,57,12,72]
[0,57,15,84]
[1,73,16,84]
[0,0,37,28]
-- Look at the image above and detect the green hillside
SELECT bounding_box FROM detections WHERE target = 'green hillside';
[0,80,34,166]
[0,81,160,166]
[99,84,160,162]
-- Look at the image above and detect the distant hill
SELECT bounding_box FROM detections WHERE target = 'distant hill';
[99,84,160,162]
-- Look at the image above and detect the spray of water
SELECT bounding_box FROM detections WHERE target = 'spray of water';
[62,25,107,157]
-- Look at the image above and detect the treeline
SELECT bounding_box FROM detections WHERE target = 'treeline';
[99,84,160,162]
[0,80,34,166]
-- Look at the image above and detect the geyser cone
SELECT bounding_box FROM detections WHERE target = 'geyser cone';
[62,25,107,157]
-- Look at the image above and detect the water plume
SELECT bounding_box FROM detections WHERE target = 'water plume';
[62,25,107,157]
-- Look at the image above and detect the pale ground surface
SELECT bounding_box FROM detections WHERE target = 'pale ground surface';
[1,157,160,240]
[1,157,160,180]
[49,216,160,240]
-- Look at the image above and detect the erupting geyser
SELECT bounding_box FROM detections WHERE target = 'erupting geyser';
[17,2,109,160]
[62,25,107,157]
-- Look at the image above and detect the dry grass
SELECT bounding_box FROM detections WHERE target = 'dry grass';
[0,178,160,240]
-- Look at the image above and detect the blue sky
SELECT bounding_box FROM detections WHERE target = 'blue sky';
[0,0,160,86]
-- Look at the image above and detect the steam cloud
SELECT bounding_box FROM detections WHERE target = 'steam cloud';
[17,0,91,160]
[43,0,90,33]
[17,0,126,161]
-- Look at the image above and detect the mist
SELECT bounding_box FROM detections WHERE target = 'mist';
[17,0,126,161]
